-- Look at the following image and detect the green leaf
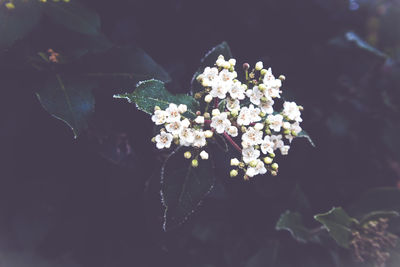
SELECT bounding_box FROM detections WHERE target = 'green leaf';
[114,79,199,119]
[190,41,232,94]
[36,74,96,138]
[0,0,43,49]
[43,0,100,36]
[314,207,355,248]
[161,147,215,231]
[297,130,316,147]
[276,210,318,243]
[80,46,171,87]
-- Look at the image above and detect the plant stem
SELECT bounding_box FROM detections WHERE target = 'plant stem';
[223,132,242,153]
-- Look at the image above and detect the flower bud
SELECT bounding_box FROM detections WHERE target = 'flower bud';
[279,75,286,81]
[271,170,278,176]
[184,151,192,159]
[195,116,205,124]
[204,94,213,103]
[151,137,156,143]
[192,159,199,168]
[230,169,238,177]
[178,104,187,113]
[243,175,250,181]
[298,106,304,111]
[243,63,250,70]
[200,150,209,160]
[196,111,201,115]
[260,69,268,76]
[174,138,180,145]
[5,2,15,9]
[271,163,279,170]
[269,152,276,158]
[216,58,225,67]
[242,84,248,90]
[241,126,247,133]
[230,158,240,166]
[218,55,225,60]
[249,160,257,167]
[154,106,161,111]
[205,130,213,138]
[265,128,272,135]
[196,74,203,82]
[204,112,211,119]
[255,61,263,71]
[263,157,273,164]
[239,162,245,168]
[291,130,298,136]
[228,58,236,66]
[212,109,220,116]
[258,84,267,91]
[223,61,230,69]
[260,96,268,102]
[230,109,238,117]
[194,93,202,99]
[283,129,291,135]
[259,112,266,117]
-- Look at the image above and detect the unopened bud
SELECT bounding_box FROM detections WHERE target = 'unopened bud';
[269,152,275,158]
[212,109,220,116]
[291,130,298,136]
[200,150,209,160]
[271,170,278,176]
[230,158,240,166]
[242,84,248,90]
[216,58,225,67]
[244,175,250,181]
[174,139,180,145]
[241,126,247,133]
[249,160,257,167]
[229,58,236,66]
[298,106,304,111]
[260,96,268,102]
[260,69,268,76]
[194,93,202,99]
[259,112,266,117]
[265,128,272,135]
[258,84,267,91]
[283,129,291,135]
[279,75,286,81]
[184,151,192,159]
[230,110,238,117]
[151,137,156,143]
[230,169,238,177]
[205,130,213,138]
[204,112,211,119]
[263,157,273,164]
[191,159,199,168]
[154,106,161,111]
[204,94,213,103]
[5,2,15,9]
[243,63,250,70]
[271,163,279,170]
[218,55,225,60]
[255,61,263,71]
[239,162,245,168]
[195,116,205,124]
[223,62,230,69]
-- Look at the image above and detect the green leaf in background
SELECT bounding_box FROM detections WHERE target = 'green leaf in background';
[81,46,171,87]
[297,130,316,147]
[114,79,199,119]
[190,41,232,94]
[314,207,354,248]
[43,0,100,36]
[276,210,319,243]
[36,75,96,138]
[0,0,43,49]
[161,147,215,231]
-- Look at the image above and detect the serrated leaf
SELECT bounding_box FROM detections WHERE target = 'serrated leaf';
[81,46,171,87]
[276,210,318,243]
[314,207,354,248]
[0,0,43,49]
[114,79,199,119]
[36,74,96,138]
[297,130,315,147]
[190,41,232,94]
[43,0,100,36]
[161,147,215,231]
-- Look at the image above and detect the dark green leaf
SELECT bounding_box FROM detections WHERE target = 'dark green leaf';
[161,147,215,231]
[43,0,100,36]
[0,0,43,49]
[36,74,96,138]
[114,79,199,119]
[314,207,355,248]
[297,130,315,147]
[190,41,232,94]
[276,210,318,243]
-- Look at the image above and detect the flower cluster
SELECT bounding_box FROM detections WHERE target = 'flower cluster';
[152,55,304,179]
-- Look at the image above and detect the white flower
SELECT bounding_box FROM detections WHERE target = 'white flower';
[259,99,274,114]
[262,68,275,84]
[219,69,235,82]
[229,81,245,100]
[179,127,195,146]
[242,127,263,146]
[226,98,240,112]
[210,79,229,99]
[246,159,267,177]
[237,107,251,126]
[204,130,213,138]
[283,101,302,122]
[227,126,238,137]
[178,104,187,113]
[155,132,173,149]
[280,145,290,155]
[165,103,181,122]
[216,57,225,67]
[242,146,260,163]
[181,118,190,128]
[270,134,284,150]
[165,121,182,135]
[200,67,219,87]
[248,104,261,123]
[193,130,206,148]
[204,94,213,103]
[211,112,231,134]
[200,150,209,160]
[283,121,291,129]
[228,58,236,66]
[291,122,302,135]
[264,85,281,99]
[231,158,240,166]
[267,114,283,132]
[255,61,263,71]
[195,116,205,124]
[246,86,263,106]
[260,135,274,154]
[212,108,220,117]
[151,110,167,125]
[254,123,264,131]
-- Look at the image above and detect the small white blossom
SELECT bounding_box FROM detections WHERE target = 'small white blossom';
[195,116,205,124]
[259,99,274,114]
[212,108,220,117]
[229,81,246,100]
[227,126,238,137]
[291,122,302,135]
[165,121,182,135]
[254,123,264,131]
[179,127,195,146]
[280,145,290,155]
[263,68,275,84]
[178,104,187,113]
[211,112,231,134]
[283,121,291,129]
[204,94,213,103]
[246,159,267,177]
[283,101,302,122]
[246,86,263,106]
[270,135,284,150]
[237,107,251,126]
[255,61,263,71]
[165,103,181,122]
[151,110,168,125]
[242,127,263,147]
[155,132,173,149]
[267,114,283,132]
[261,135,274,154]
[193,130,206,148]
[226,98,240,112]
[200,150,209,160]
[219,69,235,82]
[228,58,236,66]
[200,67,219,87]
[210,79,229,99]
[181,118,190,128]
[231,158,240,166]
[242,146,260,163]
[248,104,261,123]
[204,130,213,138]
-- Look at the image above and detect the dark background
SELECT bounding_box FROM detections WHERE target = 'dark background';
[2,0,400,266]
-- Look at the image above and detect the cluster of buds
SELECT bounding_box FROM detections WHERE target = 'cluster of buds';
[4,0,70,10]
[152,55,304,179]
[351,218,398,267]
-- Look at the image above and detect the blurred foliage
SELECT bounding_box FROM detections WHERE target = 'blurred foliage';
[3,0,400,266]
